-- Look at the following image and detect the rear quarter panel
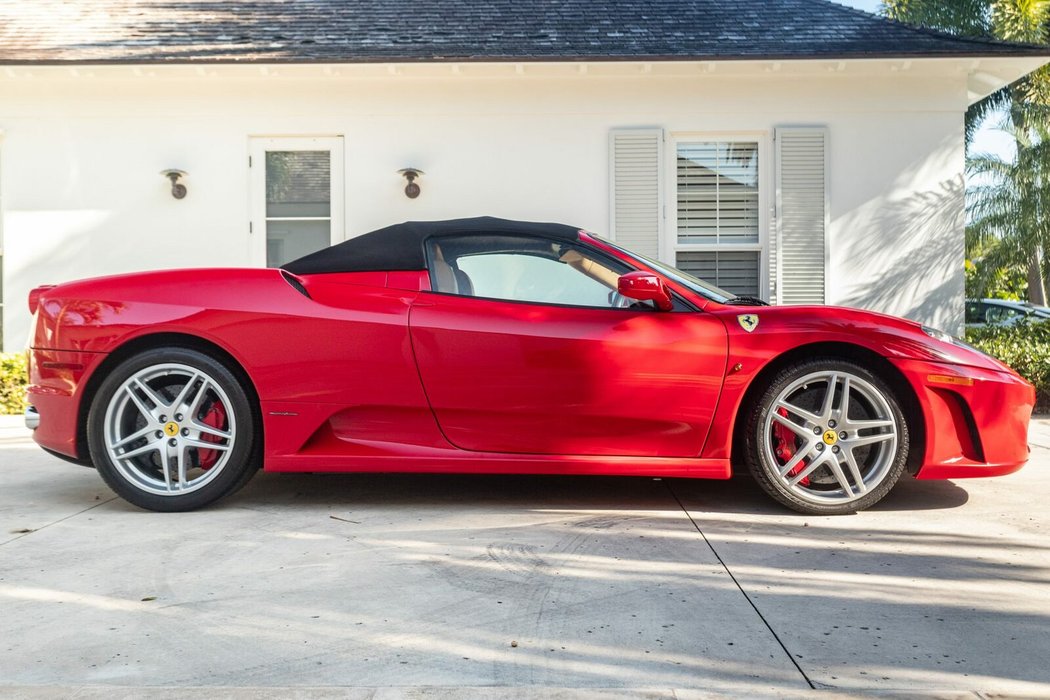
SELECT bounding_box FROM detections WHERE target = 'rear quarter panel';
[30,268,439,460]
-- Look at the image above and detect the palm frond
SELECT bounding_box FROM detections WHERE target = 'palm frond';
[991,0,1050,42]
[966,88,1013,144]
[881,0,993,35]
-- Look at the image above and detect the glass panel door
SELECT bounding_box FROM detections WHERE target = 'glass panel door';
[265,151,331,267]
[249,137,344,267]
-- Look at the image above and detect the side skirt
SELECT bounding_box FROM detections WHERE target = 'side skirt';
[264,452,732,479]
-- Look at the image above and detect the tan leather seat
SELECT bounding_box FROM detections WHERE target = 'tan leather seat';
[431,243,458,293]
[454,269,474,295]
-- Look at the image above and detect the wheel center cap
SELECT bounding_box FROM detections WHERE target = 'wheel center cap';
[822,429,838,446]
[163,421,180,437]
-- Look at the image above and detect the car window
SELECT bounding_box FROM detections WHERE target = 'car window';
[965,302,982,324]
[984,304,1025,325]
[589,233,735,303]
[984,305,1005,324]
[427,234,652,309]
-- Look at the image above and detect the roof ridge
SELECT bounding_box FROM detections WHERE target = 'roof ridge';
[805,0,1049,53]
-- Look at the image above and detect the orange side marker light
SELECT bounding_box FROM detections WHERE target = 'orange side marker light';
[927,374,975,387]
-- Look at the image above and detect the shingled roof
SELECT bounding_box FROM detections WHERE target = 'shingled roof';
[1,0,1047,65]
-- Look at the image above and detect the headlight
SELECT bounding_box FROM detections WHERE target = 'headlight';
[922,325,986,357]
[922,326,955,344]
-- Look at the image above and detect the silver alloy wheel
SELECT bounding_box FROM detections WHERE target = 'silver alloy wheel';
[103,362,236,496]
[762,370,898,506]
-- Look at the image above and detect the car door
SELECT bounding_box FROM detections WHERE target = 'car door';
[408,233,729,458]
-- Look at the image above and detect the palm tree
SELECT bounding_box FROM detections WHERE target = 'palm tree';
[881,0,1050,302]
[967,106,1050,300]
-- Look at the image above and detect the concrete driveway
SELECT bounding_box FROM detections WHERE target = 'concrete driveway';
[1,417,1049,697]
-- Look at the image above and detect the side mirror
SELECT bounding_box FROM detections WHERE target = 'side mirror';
[618,271,673,311]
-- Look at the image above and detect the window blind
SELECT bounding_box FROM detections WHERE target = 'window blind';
[676,142,759,246]
[677,250,761,297]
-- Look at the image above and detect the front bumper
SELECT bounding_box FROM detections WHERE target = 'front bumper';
[890,358,1035,479]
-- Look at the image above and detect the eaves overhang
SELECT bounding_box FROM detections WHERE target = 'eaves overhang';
[1,55,1046,104]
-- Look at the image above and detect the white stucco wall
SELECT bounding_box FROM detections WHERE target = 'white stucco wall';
[0,60,971,350]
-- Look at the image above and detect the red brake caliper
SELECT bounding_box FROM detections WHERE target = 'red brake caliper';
[773,407,810,486]
[195,401,227,470]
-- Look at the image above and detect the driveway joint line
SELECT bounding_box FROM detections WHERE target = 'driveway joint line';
[0,496,118,548]
[664,479,816,690]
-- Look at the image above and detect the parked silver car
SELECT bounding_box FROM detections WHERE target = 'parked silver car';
[965,298,1050,327]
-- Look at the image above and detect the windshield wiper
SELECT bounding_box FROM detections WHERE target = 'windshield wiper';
[724,295,770,306]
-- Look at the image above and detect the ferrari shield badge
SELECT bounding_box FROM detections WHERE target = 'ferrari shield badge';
[737,314,759,333]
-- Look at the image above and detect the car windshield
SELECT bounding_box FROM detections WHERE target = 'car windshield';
[589,234,735,304]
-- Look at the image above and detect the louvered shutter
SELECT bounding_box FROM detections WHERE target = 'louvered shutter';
[609,129,663,259]
[775,127,828,305]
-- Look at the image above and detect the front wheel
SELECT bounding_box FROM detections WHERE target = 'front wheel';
[744,359,909,515]
[87,347,259,512]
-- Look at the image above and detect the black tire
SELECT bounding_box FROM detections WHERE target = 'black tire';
[743,358,909,515]
[87,347,260,512]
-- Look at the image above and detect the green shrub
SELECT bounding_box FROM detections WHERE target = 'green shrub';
[0,353,27,415]
[966,321,1050,411]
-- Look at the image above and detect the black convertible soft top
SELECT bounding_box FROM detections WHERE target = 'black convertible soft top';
[282,216,583,275]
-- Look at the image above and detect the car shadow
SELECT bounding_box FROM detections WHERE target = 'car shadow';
[666,473,969,515]
[228,471,678,512]
[222,469,969,514]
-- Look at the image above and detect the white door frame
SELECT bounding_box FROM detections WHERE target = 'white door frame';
[663,131,772,300]
[248,136,345,266]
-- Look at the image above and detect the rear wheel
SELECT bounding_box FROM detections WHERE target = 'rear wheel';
[744,359,909,515]
[87,347,258,512]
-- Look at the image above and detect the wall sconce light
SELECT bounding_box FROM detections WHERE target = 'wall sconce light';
[398,168,424,199]
[160,169,188,199]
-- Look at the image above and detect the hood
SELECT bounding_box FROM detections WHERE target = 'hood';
[712,303,1015,375]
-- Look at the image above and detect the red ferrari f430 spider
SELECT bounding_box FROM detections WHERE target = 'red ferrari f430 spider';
[25,217,1034,514]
